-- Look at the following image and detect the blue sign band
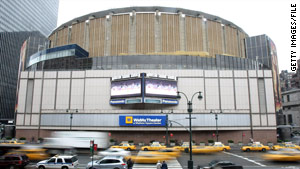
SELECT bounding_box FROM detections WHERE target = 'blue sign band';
[110,99,126,104]
[119,115,166,126]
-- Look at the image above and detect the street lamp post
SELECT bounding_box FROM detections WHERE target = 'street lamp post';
[161,109,173,147]
[177,91,203,169]
[210,110,222,142]
[66,109,78,130]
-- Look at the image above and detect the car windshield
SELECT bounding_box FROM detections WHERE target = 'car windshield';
[219,162,234,166]
[21,155,28,160]
[71,156,78,162]
[209,160,219,166]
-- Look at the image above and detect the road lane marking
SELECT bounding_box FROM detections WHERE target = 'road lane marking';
[133,159,182,169]
[133,151,182,169]
[223,152,266,167]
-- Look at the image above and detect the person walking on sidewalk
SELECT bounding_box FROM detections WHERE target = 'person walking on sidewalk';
[127,158,133,169]
[161,161,168,169]
[156,160,162,169]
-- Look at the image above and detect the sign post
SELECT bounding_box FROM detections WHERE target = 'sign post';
[90,140,94,168]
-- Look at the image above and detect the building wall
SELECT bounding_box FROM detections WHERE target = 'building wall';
[0,0,59,121]
[282,89,300,126]
[16,69,276,142]
[49,12,248,58]
[0,0,59,37]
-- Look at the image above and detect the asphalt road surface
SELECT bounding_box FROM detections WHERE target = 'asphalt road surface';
[26,147,300,169]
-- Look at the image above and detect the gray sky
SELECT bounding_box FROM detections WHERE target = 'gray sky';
[57,0,300,72]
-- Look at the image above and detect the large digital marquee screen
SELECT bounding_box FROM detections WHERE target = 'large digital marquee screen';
[111,79,142,98]
[145,79,177,98]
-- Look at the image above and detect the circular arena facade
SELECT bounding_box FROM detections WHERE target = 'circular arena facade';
[16,7,277,145]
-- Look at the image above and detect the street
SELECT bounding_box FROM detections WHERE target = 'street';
[25,146,300,169]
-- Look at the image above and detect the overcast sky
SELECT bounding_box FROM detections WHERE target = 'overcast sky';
[57,0,300,72]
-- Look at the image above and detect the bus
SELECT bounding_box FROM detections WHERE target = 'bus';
[44,131,109,149]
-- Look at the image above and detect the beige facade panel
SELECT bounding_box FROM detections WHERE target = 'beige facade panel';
[110,15,130,56]
[239,30,247,58]
[49,34,55,48]
[56,29,62,47]
[70,23,79,45]
[161,14,180,53]
[225,26,239,57]
[207,20,223,57]
[48,12,248,58]
[136,13,155,54]
[56,28,68,47]
[78,22,85,49]
[185,16,203,52]
[89,18,106,57]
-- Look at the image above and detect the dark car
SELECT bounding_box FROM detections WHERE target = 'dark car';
[0,154,30,169]
[198,160,243,169]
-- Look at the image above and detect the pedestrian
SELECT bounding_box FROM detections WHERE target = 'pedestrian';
[127,158,133,169]
[156,160,162,169]
[161,161,168,169]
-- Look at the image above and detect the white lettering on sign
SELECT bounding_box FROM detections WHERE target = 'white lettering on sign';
[133,118,162,124]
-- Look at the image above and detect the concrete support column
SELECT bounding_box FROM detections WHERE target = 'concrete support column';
[129,10,136,54]
[155,10,162,53]
[202,18,208,52]
[54,32,58,47]
[178,12,186,51]
[105,12,113,56]
[67,26,72,45]
[221,23,226,54]
[84,20,90,51]
[237,30,242,57]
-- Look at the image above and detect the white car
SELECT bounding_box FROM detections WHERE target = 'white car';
[36,155,79,169]
[98,148,131,157]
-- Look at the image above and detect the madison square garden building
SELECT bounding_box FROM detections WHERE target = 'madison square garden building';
[15,7,280,144]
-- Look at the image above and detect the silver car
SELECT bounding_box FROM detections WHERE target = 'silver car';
[86,156,127,169]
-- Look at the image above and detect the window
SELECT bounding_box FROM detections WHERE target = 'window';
[287,95,290,102]
[48,158,56,163]
[57,158,63,163]
[288,114,293,124]
[4,157,12,160]
[100,160,110,164]
[65,159,72,163]
[100,159,120,164]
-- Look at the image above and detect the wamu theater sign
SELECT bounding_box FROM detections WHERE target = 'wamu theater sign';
[119,115,166,126]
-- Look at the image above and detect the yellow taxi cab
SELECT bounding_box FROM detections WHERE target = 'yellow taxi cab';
[148,148,181,157]
[263,148,300,161]
[192,146,220,154]
[207,142,231,151]
[140,142,166,151]
[111,143,136,151]
[172,142,197,152]
[0,140,25,145]
[241,142,270,152]
[272,142,300,151]
[126,152,172,164]
[6,147,50,160]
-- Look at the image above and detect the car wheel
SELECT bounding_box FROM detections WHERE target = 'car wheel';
[262,148,266,152]
[184,148,189,153]
[38,166,45,169]
[246,148,250,152]
[127,148,131,151]
[223,148,227,151]
[61,167,69,169]
[113,168,120,169]
[8,165,15,169]
[144,148,148,151]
